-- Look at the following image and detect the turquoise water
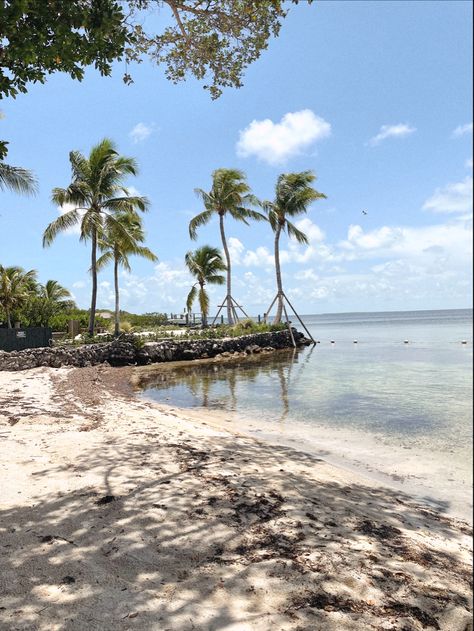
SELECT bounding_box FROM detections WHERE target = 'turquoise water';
[139,309,473,519]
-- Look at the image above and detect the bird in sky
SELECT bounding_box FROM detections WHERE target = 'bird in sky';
[362,210,368,215]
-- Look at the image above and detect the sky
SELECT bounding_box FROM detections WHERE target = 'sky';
[1,0,472,316]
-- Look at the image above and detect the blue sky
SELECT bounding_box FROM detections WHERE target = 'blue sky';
[1,0,472,315]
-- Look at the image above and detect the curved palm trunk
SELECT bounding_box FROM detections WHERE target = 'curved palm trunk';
[114,251,120,337]
[88,226,98,336]
[219,213,233,324]
[274,223,284,324]
[6,306,12,329]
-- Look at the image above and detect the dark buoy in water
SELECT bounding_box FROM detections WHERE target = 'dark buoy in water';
[330,340,335,344]
[353,340,358,344]
[461,340,467,345]
[404,340,409,344]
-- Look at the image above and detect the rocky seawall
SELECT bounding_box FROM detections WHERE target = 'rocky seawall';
[0,329,310,372]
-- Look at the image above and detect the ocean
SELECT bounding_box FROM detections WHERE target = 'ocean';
[139,309,473,521]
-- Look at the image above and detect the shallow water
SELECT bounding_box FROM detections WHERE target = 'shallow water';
[139,309,473,521]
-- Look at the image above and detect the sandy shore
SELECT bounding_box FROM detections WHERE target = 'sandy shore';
[0,365,472,631]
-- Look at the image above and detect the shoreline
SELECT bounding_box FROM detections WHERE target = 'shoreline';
[137,396,474,525]
[0,365,472,630]
[133,357,473,526]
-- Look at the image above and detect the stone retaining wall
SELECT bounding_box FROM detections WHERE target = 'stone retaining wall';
[0,329,309,372]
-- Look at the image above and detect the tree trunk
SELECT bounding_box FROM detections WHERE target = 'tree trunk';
[199,281,208,327]
[6,307,12,329]
[114,251,120,337]
[88,225,98,336]
[219,213,233,324]
[274,223,284,323]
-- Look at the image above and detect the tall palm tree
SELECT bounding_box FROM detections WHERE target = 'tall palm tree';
[43,138,148,336]
[0,265,37,328]
[185,246,226,327]
[189,168,265,324]
[263,171,326,323]
[97,210,157,337]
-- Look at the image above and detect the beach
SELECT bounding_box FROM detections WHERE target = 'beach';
[0,364,472,631]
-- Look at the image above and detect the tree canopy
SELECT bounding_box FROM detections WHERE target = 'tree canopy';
[0,0,311,101]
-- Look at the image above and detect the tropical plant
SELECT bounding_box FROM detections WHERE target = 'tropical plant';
[24,280,73,327]
[263,171,326,323]
[97,210,157,337]
[0,150,37,195]
[0,265,37,328]
[189,168,265,324]
[42,279,71,304]
[185,245,226,327]
[43,138,149,336]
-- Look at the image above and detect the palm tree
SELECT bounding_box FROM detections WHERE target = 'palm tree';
[42,279,71,304]
[263,171,326,323]
[97,210,157,337]
[0,265,37,328]
[185,246,226,327]
[43,138,148,336]
[189,168,265,324]
[23,279,73,327]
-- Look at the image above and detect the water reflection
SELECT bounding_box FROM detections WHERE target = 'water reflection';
[137,348,308,423]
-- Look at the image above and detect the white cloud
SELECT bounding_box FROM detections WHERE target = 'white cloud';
[129,122,156,144]
[72,280,86,289]
[465,157,473,169]
[338,218,472,267]
[368,123,416,146]
[243,246,274,268]
[452,123,473,138]
[236,109,331,165]
[228,237,244,264]
[422,176,473,214]
[294,217,325,242]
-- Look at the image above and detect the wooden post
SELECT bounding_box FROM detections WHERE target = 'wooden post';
[282,302,296,348]
[282,292,315,344]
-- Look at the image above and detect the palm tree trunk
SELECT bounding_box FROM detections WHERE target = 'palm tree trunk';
[114,252,120,337]
[274,223,284,324]
[88,226,98,336]
[6,307,12,329]
[219,213,233,324]
[199,281,208,327]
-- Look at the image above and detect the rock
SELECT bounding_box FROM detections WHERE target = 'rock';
[0,328,307,372]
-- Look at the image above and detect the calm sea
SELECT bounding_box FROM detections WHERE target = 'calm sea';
[139,309,473,521]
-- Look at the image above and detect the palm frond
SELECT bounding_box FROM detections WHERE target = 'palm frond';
[206,274,226,285]
[96,251,114,272]
[286,220,309,245]
[132,246,158,263]
[234,207,267,223]
[103,195,150,214]
[0,163,38,195]
[43,209,81,247]
[189,209,214,240]
[186,284,198,312]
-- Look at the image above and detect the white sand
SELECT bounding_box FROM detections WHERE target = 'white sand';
[0,365,472,631]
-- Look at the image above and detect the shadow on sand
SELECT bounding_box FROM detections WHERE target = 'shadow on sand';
[1,422,472,631]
